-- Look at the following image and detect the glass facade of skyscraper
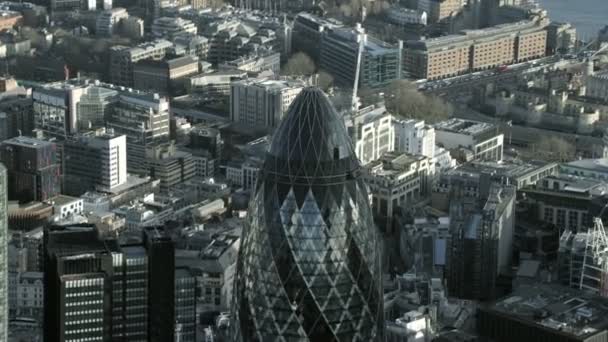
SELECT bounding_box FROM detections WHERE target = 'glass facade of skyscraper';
[231,88,384,341]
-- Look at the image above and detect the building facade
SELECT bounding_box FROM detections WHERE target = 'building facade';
[109,40,173,87]
[0,136,60,203]
[350,105,395,165]
[230,78,304,128]
[393,118,436,158]
[63,128,127,195]
[43,225,175,342]
[434,118,503,162]
[403,17,548,79]
[320,25,402,88]
[107,92,171,174]
[231,88,384,341]
[365,152,433,229]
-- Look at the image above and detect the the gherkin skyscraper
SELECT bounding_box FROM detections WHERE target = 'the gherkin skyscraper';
[231,87,384,341]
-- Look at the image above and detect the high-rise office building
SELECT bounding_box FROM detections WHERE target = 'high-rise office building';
[0,136,61,203]
[0,164,7,342]
[44,224,175,342]
[107,92,170,174]
[175,267,196,342]
[109,40,173,87]
[143,227,175,342]
[63,128,127,195]
[43,224,118,342]
[320,24,403,88]
[231,88,384,341]
[230,78,304,129]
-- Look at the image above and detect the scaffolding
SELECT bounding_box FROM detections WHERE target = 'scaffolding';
[580,218,608,297]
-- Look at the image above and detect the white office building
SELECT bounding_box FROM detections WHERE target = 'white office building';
[64,128,128,195]
[434,118,503,162]
[230,78,304,129]
[365,152,433,224]
[386,7,427,26]
[349,105,395,165]
[151,17,197,39]
[96,8,129,37]
[393,118,436,158]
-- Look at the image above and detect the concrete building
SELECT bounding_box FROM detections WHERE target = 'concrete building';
[546,21,577,54]
[561,158,608,181]
[386,7,428,26]
[50,0,81,11]
[225,157,262,190]
[107,90,171,174]
[44,225,175,342]
[50,195,84,219]
[171,33,209,59]
[403,17,548,79]
[133,55,200,95]
[0,136,60,203]
[187,70,248,102]
[151,17,197,39]
[446,181,515,300]
[393,118,436,158]
[434,118,503,162]
[109,39,173,87]
[202,17,286,65]
[33,82,88,138]
[292,12,343,61]
[218,50,281,74]
[76,85,117,130]
[478,284,608,342]
[33,81,116,135]
[12,272,43,320]
[418,0,463,23]
[365,152,433,228]
[146,143,195,192]
[96,8,129,37]
[121,16,144,40]
[0,96,34,141]
[520,175,606,231]
[175,268,196,342]
[230,78,304,128]
[348,104,395,165]
[320,24,403,88]
[587,71,608,103]
[63,128,127,195]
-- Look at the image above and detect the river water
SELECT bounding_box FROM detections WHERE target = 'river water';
[538,0,608,39]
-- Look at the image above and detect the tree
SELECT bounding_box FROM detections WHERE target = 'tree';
[535,136,576,162]
[316,70,334,91]
[281,52,316,76]
[385,79,450,123]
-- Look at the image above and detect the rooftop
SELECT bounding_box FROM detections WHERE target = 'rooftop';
[564,158,608,174]
[486,284,608,339]
[49,195,80,206]
[434,118,497,139]
[2,135,52,148]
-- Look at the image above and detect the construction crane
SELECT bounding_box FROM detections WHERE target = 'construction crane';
[350,24,365,144]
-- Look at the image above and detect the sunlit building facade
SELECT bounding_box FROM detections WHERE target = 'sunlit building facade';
[231,88,384,341]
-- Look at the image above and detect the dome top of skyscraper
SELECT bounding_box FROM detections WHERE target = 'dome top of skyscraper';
[268,87,355,163]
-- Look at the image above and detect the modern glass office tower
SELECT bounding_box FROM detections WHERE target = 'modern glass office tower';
[231,87,384,341]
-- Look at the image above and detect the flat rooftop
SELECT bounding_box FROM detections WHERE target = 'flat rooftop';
[50,195,80,206]
[460,159,558,180]
[434,118,496,136]
[3,136,52,148]
[485,284,608,339]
